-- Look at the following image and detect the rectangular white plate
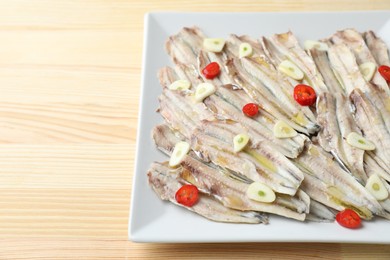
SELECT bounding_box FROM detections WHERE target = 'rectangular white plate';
[130,11,390,243]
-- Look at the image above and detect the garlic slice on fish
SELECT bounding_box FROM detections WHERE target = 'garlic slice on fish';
[359,62,376,82]
[233,133,249,153]
[304,40,328,51]
[169,141,190,167]
[365,174,389,201]
[203,38,226,53]
[194,83,216,102]
[346,132,375,150]
[273,120,297,138]
[239,43,253,58]
[246,182,276,203]
[278,60,304,80]
[168,79,191,91]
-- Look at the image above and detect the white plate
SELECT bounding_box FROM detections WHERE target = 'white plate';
[129,11,390,243]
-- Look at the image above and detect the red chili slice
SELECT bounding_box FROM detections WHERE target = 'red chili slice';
[175,184,199,207]
[202,62,220,79]
[242,103,259,117]
[378,65,390,82]
[293,84,317,106]
[336,209,361,229]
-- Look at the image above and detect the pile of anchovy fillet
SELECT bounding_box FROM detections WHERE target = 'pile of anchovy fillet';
[147,27,390,224]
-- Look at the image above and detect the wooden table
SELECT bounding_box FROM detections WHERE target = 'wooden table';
[0,1,390,259]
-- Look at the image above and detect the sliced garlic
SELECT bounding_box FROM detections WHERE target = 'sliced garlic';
[168,79,191,91]
[278,60,304,80]
[273,120,297,138]
[239,43,253,58]
[203,38,226,53]
[365,174,389,201]
[233,133,249,153]
[246,182,276,203]
[346,132,375,150]
[169,141,190,167]
[304,40,328,51]
[359,62,376,82]
[194,83,216,102]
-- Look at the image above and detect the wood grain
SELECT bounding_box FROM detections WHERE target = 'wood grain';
[0,0,389,259]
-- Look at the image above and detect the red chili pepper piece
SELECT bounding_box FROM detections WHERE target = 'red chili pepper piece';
[175,184,199,207]
[336,209,361,229]
[293,84,317,106]
[242,103,259,117]
[378,65,390,82]
[202,62,220,79]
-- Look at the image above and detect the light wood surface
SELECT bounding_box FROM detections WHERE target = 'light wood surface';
[0,1,389,259]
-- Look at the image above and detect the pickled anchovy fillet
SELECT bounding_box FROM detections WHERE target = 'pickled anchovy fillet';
[309,49,346,95]
[306,200,336,223]
[364,31,390,67]
[363,154,390,219]
[327,43,372,96]
[316,92,367,184]
[225,34,271,62]
[350,89,390,170]
[165,27,204,65]
[331,29,389,94]
[260,31,328,94]
[293,144,384,219]
[364,153,390,182]
[364,88,390,134]
[148,162,268,224]
[152,124,308,221]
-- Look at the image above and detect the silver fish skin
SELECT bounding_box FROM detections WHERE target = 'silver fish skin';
[309,49,346,95]
[191,120,304,196]
[331,29,389,95]
[305,200,336,223]
[152,124,308,221]
[165,27,204,65]
[316,92,367,184]
[147,162,268,224]
[261,31,329,94]
[225,34,273,65]
[364,88,390,134]
[364,153,390,182]
[293,143,384,219]
[363,153,390,219]
[364,30,390,67]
